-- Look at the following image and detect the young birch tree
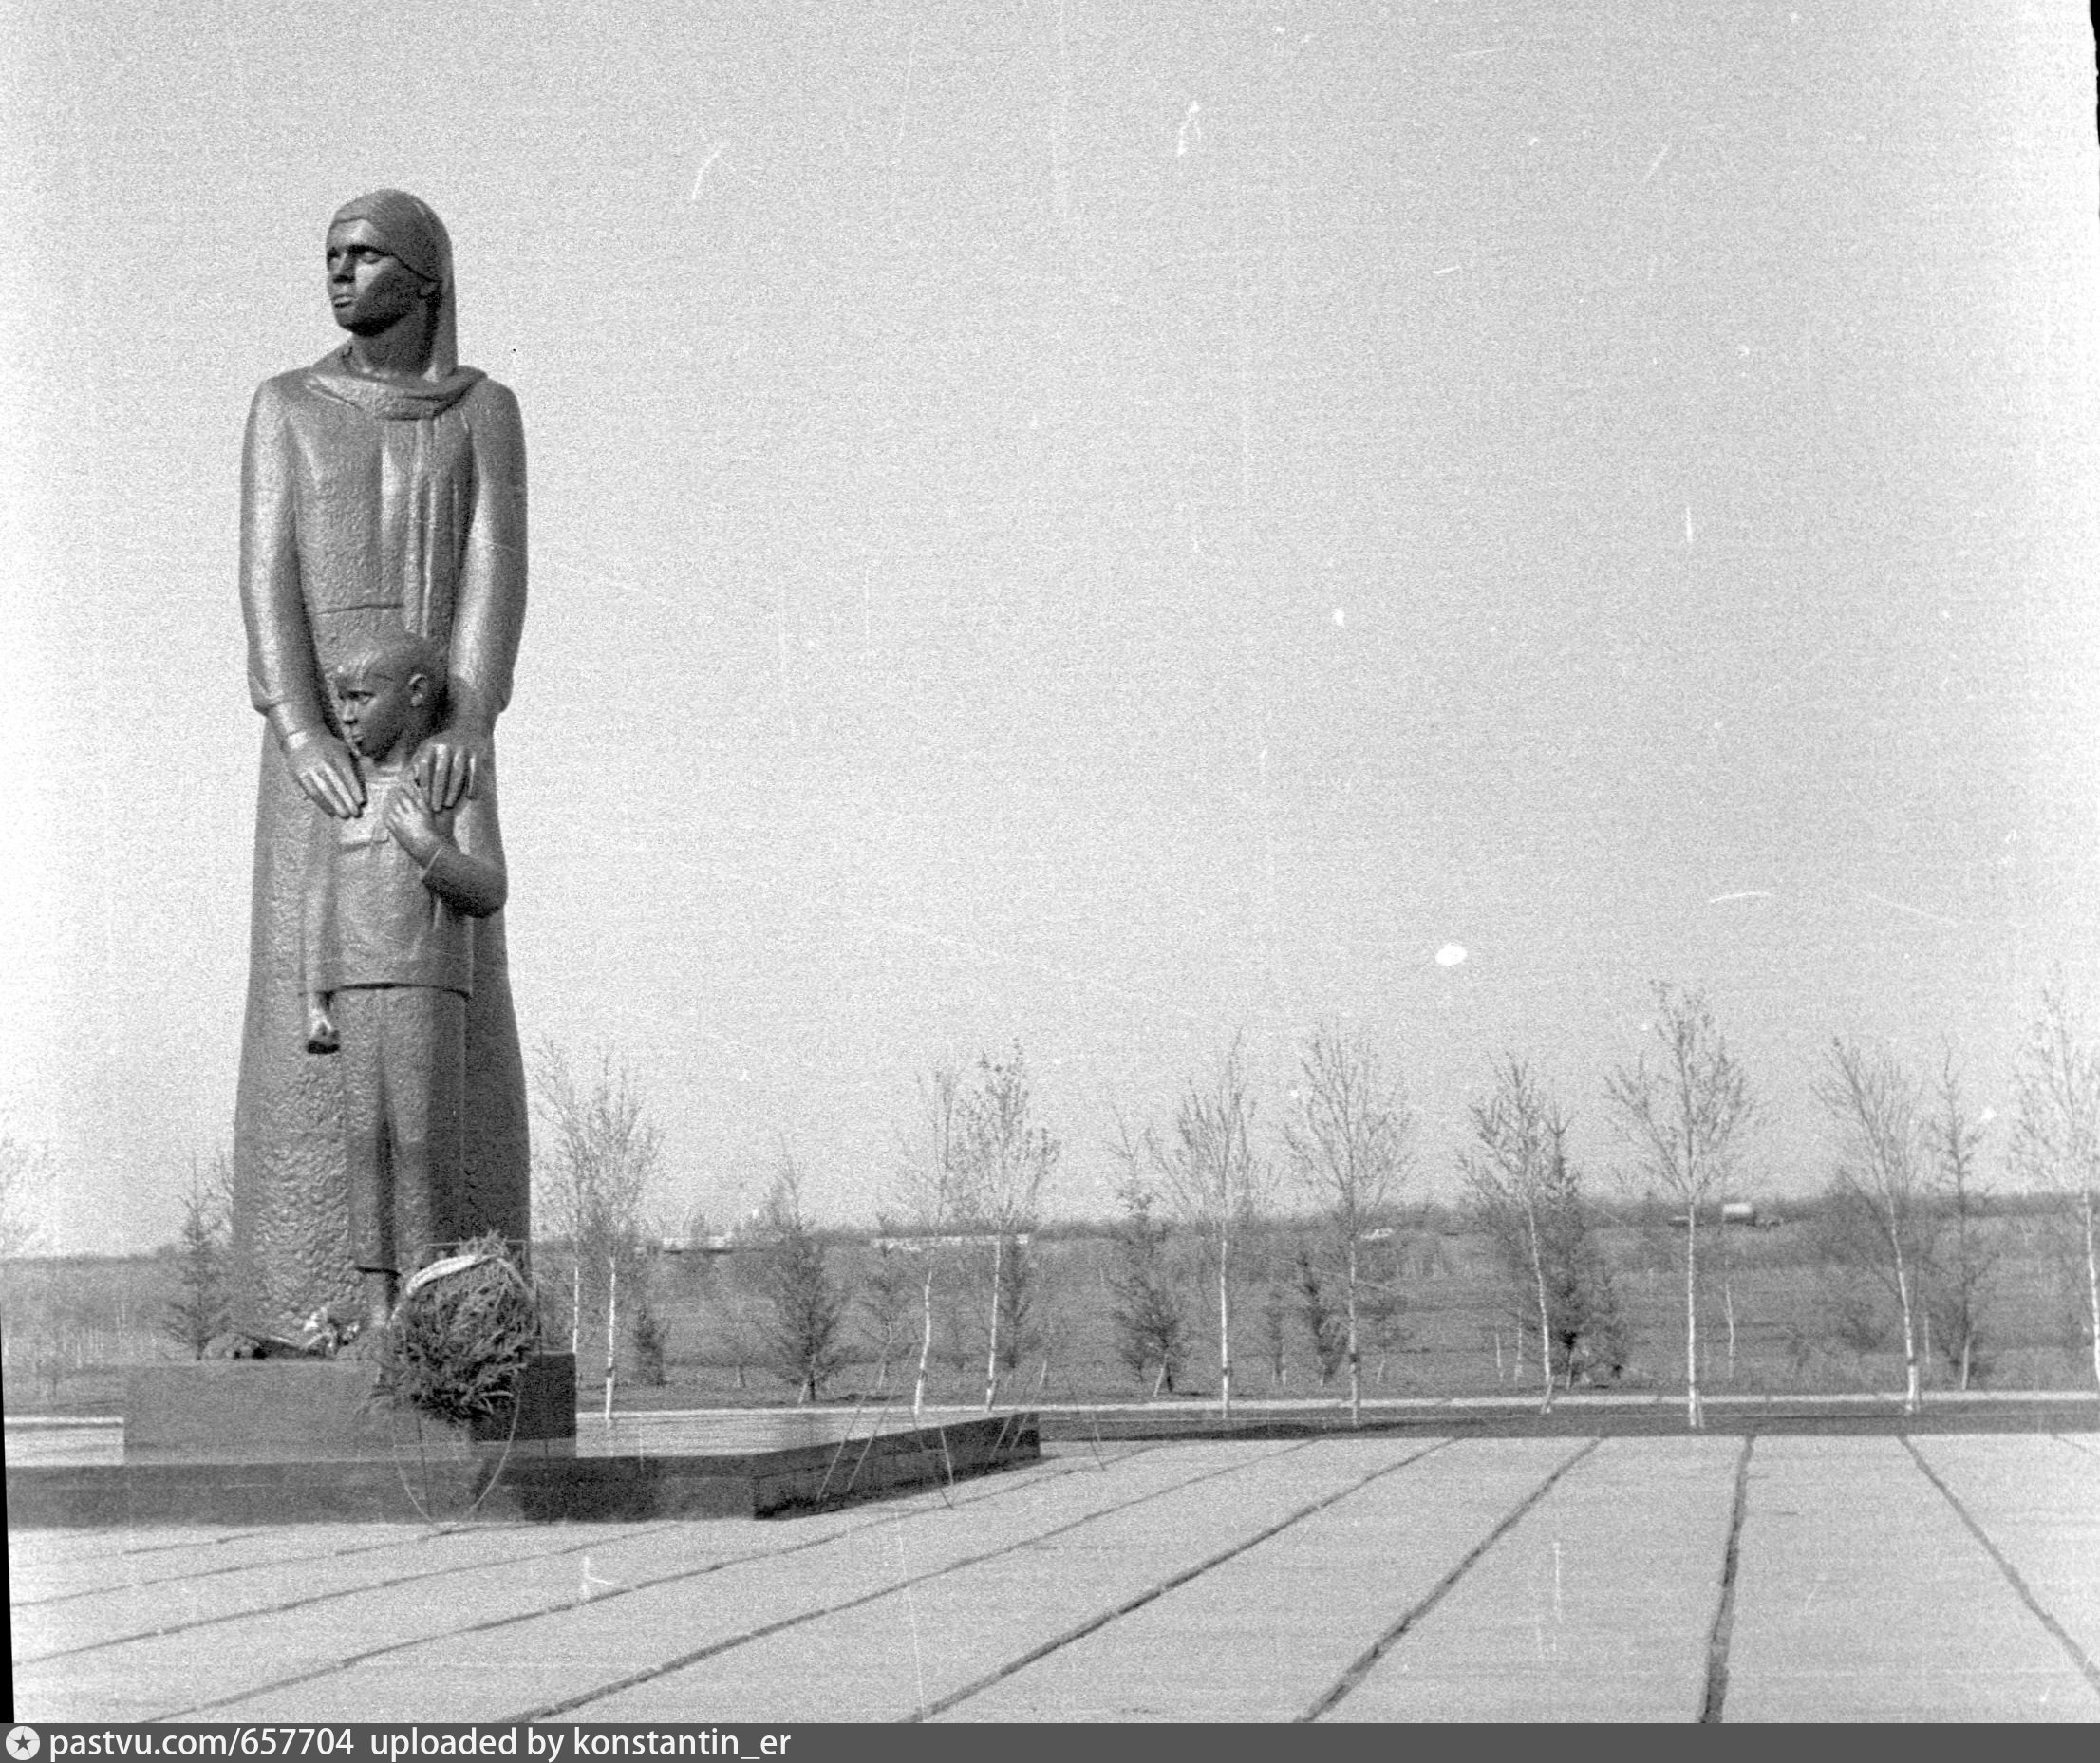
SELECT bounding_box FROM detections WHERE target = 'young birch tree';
[1152,1038,1267,1424]
[532,1044,660,1414]
[1281,1023,1411,1425]
[1459,1059,1563,1416]
[2010,985,2100,1393]
[1815,1039,1933,1415]
[895,1064,964,1416]
[951,1046,1059,1410]
[1604,985,1755,1430]
[1926,1054,1996,1391]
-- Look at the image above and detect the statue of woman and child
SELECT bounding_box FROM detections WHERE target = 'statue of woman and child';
[231,190,532,1341]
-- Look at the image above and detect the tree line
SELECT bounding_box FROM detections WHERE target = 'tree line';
[7,980,2098,1429]
[505,981,2100,1429]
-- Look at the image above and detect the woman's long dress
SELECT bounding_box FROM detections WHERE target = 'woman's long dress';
[233,347,529,1320]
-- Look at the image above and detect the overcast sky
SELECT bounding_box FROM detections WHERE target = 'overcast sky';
[4,2,2097,1252]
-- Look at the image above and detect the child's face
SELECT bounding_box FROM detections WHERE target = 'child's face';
[332,666,422,760]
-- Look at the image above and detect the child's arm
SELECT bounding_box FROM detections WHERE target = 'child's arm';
[301,813,340,1054]
[385,781,507,918]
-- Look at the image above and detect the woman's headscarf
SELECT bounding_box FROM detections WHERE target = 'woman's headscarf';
[328,189,459,380]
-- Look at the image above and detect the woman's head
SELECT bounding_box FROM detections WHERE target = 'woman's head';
[325,190,459,376]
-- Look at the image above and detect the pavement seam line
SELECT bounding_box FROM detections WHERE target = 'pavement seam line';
[143,1449,1112,1718]
[7,1530,272,1583]
[1900,1434,2100,1698]
[503,1439,1325,1722]
[2054,1433,2100,1466]
[1296,1436,1603,1723]
[904,1438,1453,1722]
[20,1529,272,1569]
[155,1440,1293,1721]
[13,1515,703,1664]
[1697,1433,1755,1725]
[9,1518,669,1614]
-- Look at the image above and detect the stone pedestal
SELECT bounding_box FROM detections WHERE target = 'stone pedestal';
[123,1353,575,1463]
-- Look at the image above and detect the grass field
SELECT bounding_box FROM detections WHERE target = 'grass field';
[5,1204,2094,1417]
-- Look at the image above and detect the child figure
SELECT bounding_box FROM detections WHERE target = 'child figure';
[303,627,507,1331]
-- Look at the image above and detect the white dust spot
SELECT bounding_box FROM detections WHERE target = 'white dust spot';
[1332,607,1347,628]
[1435,944,1468,968]
[689,141,726,200]
[1176,101,1202,158]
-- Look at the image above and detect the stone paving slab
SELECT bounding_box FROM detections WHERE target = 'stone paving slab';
[573,1437,1432,1722]
[942,1436,1573,1721]
[1723,1435,2100,1721]
[13,1456,1088,1722]
[1910,1434,2100,1676]
[11,1521,695,1661]
[14,1534,721,1724]
[1334,1435,1740,1722]
[12,1434,2100,1723]
[146,1444,1282,1723]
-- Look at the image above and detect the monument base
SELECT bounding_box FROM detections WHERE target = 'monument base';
[122,1353,577,1462]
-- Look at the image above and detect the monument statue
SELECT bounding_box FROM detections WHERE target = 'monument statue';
[233,191,530,1322]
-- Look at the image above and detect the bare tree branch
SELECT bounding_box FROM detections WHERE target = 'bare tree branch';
[530,1042,662,1413]
[894,1063,963,1416]
[1282,1022,1411,1424]
[2011,983,2100,1393]
[1604,984,1755,1430]
[950,1045,1059,1409]
[1151,1036,1269,1423]
[1815,1038,1932,1414]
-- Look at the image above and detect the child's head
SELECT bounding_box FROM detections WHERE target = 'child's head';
[329,628,446,761]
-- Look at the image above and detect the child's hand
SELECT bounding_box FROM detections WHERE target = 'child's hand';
[305,997,339,1056]
[384,781,441,864]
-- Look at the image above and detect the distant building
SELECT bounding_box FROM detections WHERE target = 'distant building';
[1667,1201,1773,1229]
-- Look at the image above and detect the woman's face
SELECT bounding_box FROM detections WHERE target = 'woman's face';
[326,218,433,335]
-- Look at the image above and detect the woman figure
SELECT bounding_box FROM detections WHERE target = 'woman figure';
[234,190,529,1320]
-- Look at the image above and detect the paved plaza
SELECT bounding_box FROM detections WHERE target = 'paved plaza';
[10,1431,2099,1722]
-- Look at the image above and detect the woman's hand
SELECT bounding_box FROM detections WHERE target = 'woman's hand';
[413,721,489,811]
[283,728,365,819]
